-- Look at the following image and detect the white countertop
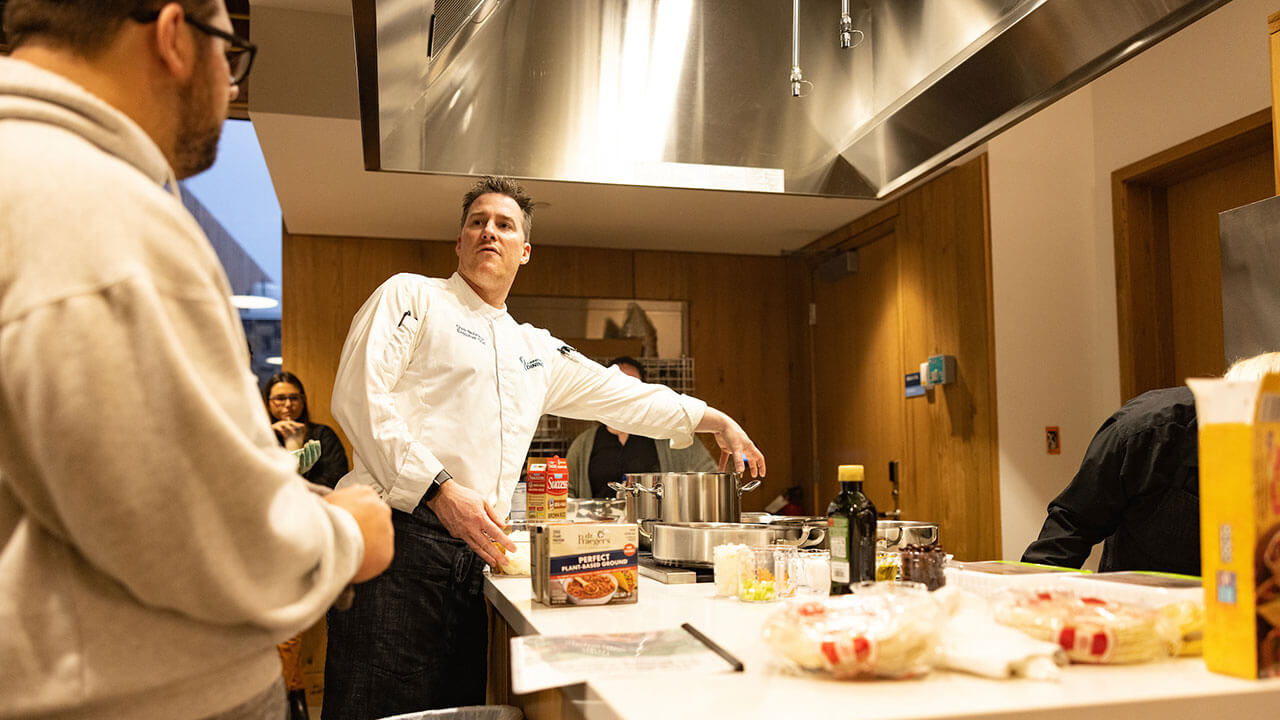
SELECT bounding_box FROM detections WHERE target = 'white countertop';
[485,574,1280,720]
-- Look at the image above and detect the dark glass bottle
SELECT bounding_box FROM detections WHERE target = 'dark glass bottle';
[828,464,878,595]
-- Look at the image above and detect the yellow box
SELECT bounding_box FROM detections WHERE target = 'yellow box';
[1189,373,1280,678]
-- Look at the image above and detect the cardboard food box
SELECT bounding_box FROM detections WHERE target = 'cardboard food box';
[546,455,569,520]
[531,522,639,607]
[525,461,548,522]
[525,457,568,522]
[1188,374,1280,679]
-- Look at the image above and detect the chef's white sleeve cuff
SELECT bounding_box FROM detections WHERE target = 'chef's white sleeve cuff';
[386,445,445,513]
[666,395,708,450]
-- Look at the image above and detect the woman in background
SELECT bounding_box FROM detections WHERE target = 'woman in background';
[264,371,349,489]
[263,371,352,719]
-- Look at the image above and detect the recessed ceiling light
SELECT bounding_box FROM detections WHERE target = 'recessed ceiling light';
[231,295,279,310]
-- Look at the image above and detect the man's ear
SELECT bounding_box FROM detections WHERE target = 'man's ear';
[153,3,198,80]
[455,233,463,256]
[520,242,531,265]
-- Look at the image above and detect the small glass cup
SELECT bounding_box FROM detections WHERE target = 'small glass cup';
[739,545,797,602]
[790,548,831,597]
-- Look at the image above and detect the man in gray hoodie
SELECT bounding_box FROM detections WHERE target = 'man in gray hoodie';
[0,2,393,719]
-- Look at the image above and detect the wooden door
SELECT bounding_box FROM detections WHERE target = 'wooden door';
[811,232,905,517]
[1114,111,1275,401]
[1166,149,1274,382]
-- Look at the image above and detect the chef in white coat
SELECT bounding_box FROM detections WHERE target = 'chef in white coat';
[323,175,765,718]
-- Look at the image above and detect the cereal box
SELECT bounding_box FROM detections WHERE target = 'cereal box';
[1188,373,1280,678]
[531,523,639,607]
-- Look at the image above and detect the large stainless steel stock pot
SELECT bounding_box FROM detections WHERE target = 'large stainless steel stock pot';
[650,521,825,567]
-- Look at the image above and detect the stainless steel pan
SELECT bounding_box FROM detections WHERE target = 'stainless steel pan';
[650,521,826,567]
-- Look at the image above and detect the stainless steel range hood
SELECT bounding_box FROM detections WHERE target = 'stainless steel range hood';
[353,0,1228,199]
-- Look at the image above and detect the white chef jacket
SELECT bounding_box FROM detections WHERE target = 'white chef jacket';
[331,272,708,518]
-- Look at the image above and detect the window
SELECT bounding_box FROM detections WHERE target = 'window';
[180,118,283,388]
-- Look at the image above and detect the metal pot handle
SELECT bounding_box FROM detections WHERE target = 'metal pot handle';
[607,481,635,495]
[801,528,826,548]
[638,521,652,541]
[736,479,762,495]
[636,484,663,499]
[778,525,815,548]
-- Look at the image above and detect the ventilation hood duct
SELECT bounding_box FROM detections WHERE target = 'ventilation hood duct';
[353,0,1228,199]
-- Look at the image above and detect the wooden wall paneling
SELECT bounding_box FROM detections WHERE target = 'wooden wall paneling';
[1113,181,1175,402]
[633,251,793,510]
[1272,10,1280,192]
[510,244,635,299]
[784,253,819,513]
[896,156,1000,562]
[811,231,906,517]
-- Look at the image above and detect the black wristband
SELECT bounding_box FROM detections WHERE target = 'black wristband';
[423,468,452,502]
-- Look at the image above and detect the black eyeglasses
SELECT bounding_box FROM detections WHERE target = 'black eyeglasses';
[130,10,257,86]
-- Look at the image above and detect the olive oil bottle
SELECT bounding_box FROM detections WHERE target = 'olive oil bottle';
[828,464,877,594]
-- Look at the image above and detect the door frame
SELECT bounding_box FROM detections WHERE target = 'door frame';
[1112,108,1273,402]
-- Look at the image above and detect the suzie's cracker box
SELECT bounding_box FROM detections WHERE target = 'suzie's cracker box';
[1188,373,1280,678]
[531,522,639,607]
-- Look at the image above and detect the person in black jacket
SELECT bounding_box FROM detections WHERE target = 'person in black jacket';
[264,371,349,489]
[1023,351,1280,576]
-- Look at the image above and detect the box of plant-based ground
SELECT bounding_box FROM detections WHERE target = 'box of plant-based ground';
[531,522,639,607]
[1188,373,1280,679]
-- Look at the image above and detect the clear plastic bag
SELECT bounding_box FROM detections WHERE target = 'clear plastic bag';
[991,588,1180,664]
[761,581,942,679]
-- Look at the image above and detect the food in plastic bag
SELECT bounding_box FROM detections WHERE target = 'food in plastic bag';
[992,589,1178,664]
[933,587,1066,680]
[761,581,941,679]
[1159,600,1204,656]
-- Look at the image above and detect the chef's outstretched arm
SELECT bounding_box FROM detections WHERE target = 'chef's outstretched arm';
[697,407,766,478]
[427,481,516,566]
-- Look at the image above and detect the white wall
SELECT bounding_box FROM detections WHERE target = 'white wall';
[988,0,1274,562]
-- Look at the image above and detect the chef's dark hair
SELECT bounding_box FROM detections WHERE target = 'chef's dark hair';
[4,0,219,54]
[263,371,311,425]
[460,175,534,240]
[610,356,647,383]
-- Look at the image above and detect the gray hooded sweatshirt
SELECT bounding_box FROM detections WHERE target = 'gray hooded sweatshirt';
[0,58,363,719]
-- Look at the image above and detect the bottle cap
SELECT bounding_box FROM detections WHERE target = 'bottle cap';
[837,464,864,483]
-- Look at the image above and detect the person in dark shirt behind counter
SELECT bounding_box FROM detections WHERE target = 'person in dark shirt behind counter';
[1022,351,1280,576]
[264,370,350,489]
[567,356,717,498]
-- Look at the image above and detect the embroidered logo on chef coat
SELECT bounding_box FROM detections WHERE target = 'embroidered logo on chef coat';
[520,356,544,371]
[455,325,487,345]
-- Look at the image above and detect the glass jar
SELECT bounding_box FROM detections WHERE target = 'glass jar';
[790,548,831,597]
[739,545,798,602]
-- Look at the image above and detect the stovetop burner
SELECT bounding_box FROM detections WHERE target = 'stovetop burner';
[637,552,714,584]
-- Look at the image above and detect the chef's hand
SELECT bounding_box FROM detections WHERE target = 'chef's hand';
[272,419,307,451]
[428,481,517,566]
[697,407,766,478]
[325,485,394,583]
